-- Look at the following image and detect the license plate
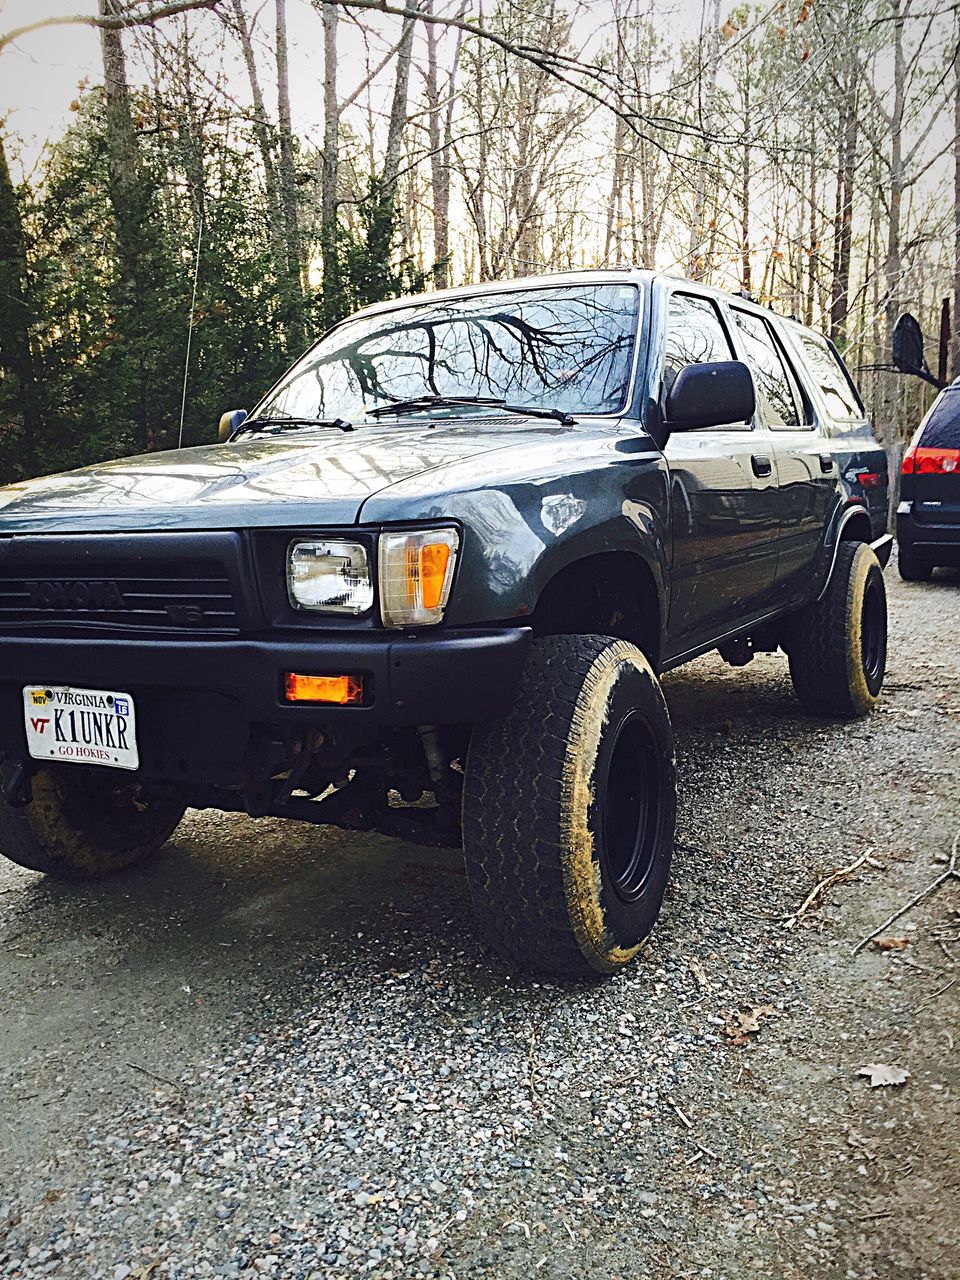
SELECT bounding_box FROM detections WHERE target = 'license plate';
[23,685,139,771]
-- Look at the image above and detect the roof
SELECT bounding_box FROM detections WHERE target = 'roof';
[343,267,835,350]
[349,267,656,320]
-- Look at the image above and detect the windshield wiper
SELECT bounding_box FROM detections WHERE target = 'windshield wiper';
[367,395,504,417]
[367,395,577,426]
[234,415,353,439]
[499,403,577,426]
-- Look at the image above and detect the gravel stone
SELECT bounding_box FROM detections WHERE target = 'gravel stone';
[0,563,957,1279]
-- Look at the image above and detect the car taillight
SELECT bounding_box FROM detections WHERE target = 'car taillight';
[904,447,960,475]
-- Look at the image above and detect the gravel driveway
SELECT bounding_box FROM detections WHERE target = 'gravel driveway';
[1,560,958,1280]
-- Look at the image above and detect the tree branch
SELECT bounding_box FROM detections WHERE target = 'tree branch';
[0,0,225,55]
[320,0,723,148]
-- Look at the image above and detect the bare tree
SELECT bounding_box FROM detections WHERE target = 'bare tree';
[275,0,305,341]
[686,0,721,280]
[954,7,960,379]
[228,0,285,264]
[319,0,341,324]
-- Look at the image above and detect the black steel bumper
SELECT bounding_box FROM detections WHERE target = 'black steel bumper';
[0,626,531,788]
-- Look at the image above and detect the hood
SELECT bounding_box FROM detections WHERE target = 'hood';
[0,419,576,534]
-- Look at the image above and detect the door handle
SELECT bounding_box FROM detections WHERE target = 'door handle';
[819,453,835,473]
[751,454,772,478]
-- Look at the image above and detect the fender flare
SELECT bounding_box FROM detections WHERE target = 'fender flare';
[815,503,874,601]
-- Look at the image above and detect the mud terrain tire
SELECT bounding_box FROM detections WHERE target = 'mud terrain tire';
[462,635,676,979]
[0,767,186,879]
[788,541,887,718]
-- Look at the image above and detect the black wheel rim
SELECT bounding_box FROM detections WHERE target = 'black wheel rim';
[861,579,885,689]
[600,713,663,903]
[49,766,180,855]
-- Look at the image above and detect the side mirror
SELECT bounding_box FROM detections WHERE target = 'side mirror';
[891,312,925,375]
[218,409,248,442]
[664,360,755,431]
[891,312,945,389]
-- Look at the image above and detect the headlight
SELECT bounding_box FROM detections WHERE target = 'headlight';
[287,540,373,614]
[378,527,459,628]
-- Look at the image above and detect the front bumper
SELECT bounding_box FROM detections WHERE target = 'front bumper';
[0,626,531,789]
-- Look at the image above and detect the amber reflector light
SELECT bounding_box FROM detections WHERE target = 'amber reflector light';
[284,673,363,704]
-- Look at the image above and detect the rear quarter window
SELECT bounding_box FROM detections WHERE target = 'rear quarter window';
[919,392,960,448]
[794,330,864,420]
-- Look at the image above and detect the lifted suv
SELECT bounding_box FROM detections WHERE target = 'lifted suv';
[0,271,891,977]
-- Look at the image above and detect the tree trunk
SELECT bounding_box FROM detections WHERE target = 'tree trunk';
[687,0,721,280]
[953,7,960,380]
[0,136,41,477]
[885,1,905,342]
[830,64,858,345]
[878,0,907,470]
[467,31,491,280]
[513,63,537,274]
[175,17,206,235]
[275,0,304,344]
[604,115,627,265]
[438,27,462,281]
[359,2,418,303]
[99,0,139,204]
[320,0,342,325]
[382,7,418,191]
[98,0,154,452]
[229,0,284,268]
[740,78,751,293]
[424,0,457,289]
[805,117,817,327]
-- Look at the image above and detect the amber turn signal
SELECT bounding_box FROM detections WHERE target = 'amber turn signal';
[378,527,459,628]
[284,673,364,705]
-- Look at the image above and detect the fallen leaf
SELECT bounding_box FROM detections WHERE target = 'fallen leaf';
[723,1003,777,1046]
[857,1063,911,1088]
[871,936,910,951]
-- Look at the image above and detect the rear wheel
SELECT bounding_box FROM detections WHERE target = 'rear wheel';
[0,767,186,879]
[787,541,887,718]
[462,635,676,978]
[897,544,934,581]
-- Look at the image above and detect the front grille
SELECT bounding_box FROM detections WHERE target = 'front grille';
[0,559,240,631]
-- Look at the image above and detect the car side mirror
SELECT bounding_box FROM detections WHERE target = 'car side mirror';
[891,312,946,390]
[664,360,755,432]
[218,409,248,442]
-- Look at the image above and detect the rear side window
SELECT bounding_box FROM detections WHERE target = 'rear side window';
[919,392,960,448]
[731,309,803,428]
[795,330,863,419]
[662,294,735,393]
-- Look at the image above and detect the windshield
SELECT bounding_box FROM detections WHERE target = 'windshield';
[253,283,640,423]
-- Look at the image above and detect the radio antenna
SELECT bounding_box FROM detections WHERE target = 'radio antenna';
[178,214,204,449]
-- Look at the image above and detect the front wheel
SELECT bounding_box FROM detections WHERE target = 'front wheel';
[0,767,186,879]
[462,635,677,979]
[787,541,887,718]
